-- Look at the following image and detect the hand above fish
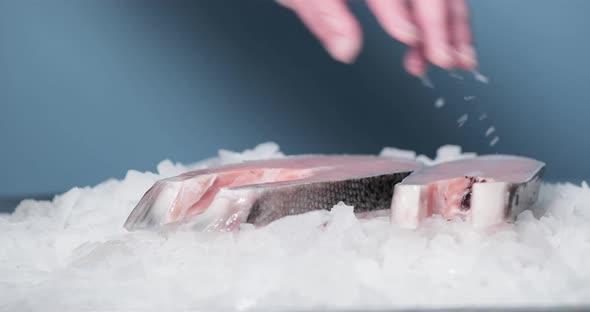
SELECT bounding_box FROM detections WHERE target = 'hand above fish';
[277,0,477,77]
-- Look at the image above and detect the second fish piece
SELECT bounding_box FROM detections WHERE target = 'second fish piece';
[391,155,545,228]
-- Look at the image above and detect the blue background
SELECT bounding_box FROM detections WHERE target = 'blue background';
[1,1,588,211]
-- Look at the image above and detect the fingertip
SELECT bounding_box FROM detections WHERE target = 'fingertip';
[404,49,427,77]
[366,0,420,47]
[378,16,421,46]
[318,11,362,63]
[455,45,478,69]
[413,0,455,70]
[325,34,362,64]
[405,63,426,77]
[288,0,363,64]
[450,0,476,69]
[428,47,455,70]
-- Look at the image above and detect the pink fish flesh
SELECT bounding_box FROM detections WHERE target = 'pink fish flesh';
[391,155,545,228]
[124,156,423,231]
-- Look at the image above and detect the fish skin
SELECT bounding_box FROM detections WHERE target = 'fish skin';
[247,172,411,226]
[505,166,545,221]
[124,181,166,230]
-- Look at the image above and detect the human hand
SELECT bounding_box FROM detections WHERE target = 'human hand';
[278,0,477,77]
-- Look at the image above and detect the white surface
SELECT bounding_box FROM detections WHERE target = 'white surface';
[471,182,509,228]
[2,142,590,311]
[390,184,427,228]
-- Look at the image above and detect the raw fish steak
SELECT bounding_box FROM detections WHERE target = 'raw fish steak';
[124,156,422,231]
[390,155,545,228]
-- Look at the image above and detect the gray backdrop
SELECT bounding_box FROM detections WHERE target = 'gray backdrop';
[1,0,588,211]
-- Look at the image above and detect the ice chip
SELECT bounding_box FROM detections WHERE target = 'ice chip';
[457,114,468,127]
[157,159,187,177]
[449,71,464,80]
[490,136,500,146]
[218,142,285,164]
[485,126,496,137]
[420,75,434,88]
[379,147,417,160]
[435,145,477,164]
[472,70,490,84]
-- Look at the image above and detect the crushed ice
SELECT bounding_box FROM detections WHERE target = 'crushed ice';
[2,142,590,311]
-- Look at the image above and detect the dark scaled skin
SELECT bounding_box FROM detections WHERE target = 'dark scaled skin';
[246,172,410,226]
